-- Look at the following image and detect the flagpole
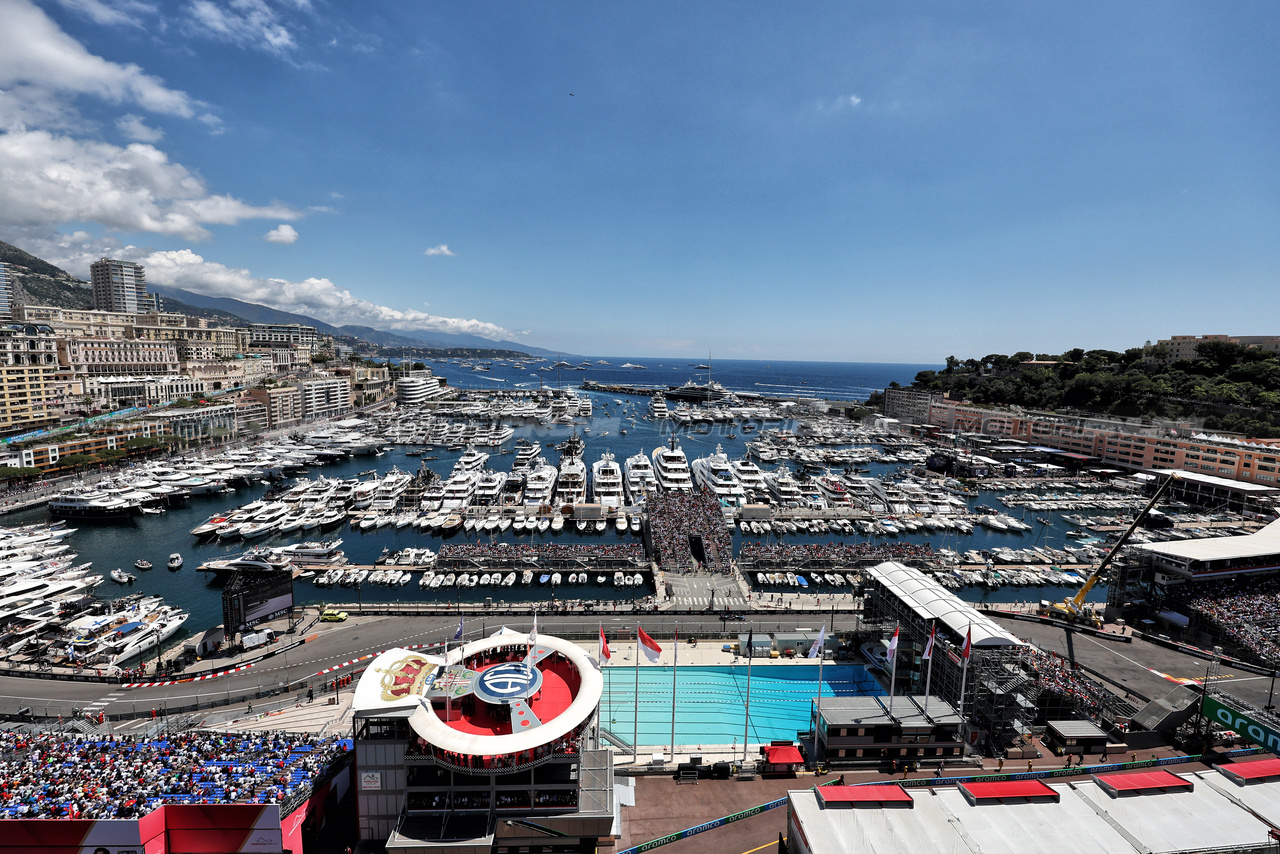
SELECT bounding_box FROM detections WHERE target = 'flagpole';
[815,621,827,762]
[670,621,678,763]
[633,625,639,763]
[958,624,971,751]
[887,622,899,715]
[742,634,753,762]
[923,621,935,717]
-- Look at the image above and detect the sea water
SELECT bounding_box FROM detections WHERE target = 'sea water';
[2,357,1107,641]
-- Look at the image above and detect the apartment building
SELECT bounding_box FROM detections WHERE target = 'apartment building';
[296,376,351,421]
[0,261,11,320]
[244,386,304,429]
[882,387,944,425]
[927,397,1280,486]
[1,420,170,469]
[1152,334,1280,362]
[89,375,206,409]
[0,323,60,436]
[58,336,180,376]
[90,258,157,314]
[395,375,447,405]
[247,323,317,354]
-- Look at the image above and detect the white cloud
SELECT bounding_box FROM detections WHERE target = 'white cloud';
[116,113,163,142]
[53,0,156,28]
[139,249,514,339]
[815,93,864,113]
[424,244,455,257]
[187,0,296,53]
[0,0,196,129]
[264,223,298,244]
[0,129,301,239]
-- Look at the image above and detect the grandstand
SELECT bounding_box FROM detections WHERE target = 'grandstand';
[1132,518,1280,583]
[0,727,352,852]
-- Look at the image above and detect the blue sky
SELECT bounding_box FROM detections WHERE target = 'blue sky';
[0,1,1277,361]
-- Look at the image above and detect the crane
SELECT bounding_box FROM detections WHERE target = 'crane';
[1046,473,1179,627]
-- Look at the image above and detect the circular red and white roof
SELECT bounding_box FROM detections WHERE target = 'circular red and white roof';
[355,631,603,758]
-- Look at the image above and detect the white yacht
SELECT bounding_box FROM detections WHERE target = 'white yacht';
[554,453,588,506]
[690,445,747,507]
[729,457,768,501]
[522,458,558,506]
[624,452,657,505]
[590,451,625,507]
[472,470,508,506]
[651,437,694,492]
[455,446,490,473]
[764,464,804,507]
[647,393,669,419]
[439,470,481,511]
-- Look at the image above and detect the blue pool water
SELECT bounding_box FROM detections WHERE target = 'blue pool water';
[598,664,882,748]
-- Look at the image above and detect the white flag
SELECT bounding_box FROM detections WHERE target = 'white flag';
[808,625,826,659]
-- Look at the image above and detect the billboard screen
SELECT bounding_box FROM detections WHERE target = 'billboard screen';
[223,572,293,633]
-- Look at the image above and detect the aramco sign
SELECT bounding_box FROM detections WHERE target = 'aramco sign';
[1203,695,1280,754]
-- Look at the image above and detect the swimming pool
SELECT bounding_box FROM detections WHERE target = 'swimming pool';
[598,664,882,748]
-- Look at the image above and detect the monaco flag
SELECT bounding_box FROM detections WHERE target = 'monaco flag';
[886,624,900,659]
[922,622,936,660]
[598,625,612,663]
[961,625,972,660]
[638,627,662,663]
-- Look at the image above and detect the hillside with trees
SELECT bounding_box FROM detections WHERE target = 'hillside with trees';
[909,342,1280,438]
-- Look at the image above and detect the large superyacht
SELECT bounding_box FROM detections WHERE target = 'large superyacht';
[651,437,694,492]
[624,452,658,504]
[690,444,747,507]
[590,451,625,508]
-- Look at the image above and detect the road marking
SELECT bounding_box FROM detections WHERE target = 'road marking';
[740,838,785,854]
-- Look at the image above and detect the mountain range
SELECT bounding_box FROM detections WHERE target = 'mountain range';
[0,239,568,357]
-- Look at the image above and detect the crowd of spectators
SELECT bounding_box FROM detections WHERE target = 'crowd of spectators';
[0,729,350,819]
[1020,647,1116,718]
[647,490,732,573]
[740,541,936,568]
[438,542,645,569]
[1181,576,1280,664]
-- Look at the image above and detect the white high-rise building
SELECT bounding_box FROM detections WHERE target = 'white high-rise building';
[0,261,11,320]
[90,258,157,314]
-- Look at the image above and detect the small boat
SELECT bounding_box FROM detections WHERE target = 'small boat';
[539,574,551,584]
[134,559,152,570]
[111,568,135,584]
[167,553,183,570]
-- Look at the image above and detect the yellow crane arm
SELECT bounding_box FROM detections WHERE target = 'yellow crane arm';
[1067,473,1179,612]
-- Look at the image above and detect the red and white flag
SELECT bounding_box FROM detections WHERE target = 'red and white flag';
[922,622,936,660]
[961,626,972,660]
[638,627,662,663]
[886,624,900,659]
[598,625,611,663]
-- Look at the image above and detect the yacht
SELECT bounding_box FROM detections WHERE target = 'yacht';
[647,393,669,419]
[764,464,804,507]
[729,457,768,501]
[48,486,140,521]
[472,470,508,506]
[554,452,588,507]
[590,451,625,507]
[522,458,558,507]
[690,445,747,507]
[439,470,481,511]
[651,437,693,492]
[455,446,490,473]
[624,452,658,505]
